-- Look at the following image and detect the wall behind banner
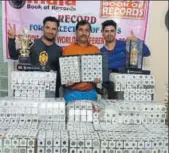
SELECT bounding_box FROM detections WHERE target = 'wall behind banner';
[145,1,168,102]
[0,2,8,97]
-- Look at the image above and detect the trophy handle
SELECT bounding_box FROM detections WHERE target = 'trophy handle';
[29,39,34,48]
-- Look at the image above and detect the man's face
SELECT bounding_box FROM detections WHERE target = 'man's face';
[102,26,116,43]
[43,21,58,41]
[76,24,90,44]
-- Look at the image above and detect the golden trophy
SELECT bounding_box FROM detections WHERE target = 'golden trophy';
[124,39,150,74]
[126,39,143,70]
[18,28,34,64]
[17,28,50,71]
[129,40,139,67]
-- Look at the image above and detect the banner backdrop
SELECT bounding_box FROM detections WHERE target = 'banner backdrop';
[2,0,150,61]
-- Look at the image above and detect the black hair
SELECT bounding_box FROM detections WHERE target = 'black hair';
[102,20,117,31]
[43,16,60,27]
[76,20,92,31]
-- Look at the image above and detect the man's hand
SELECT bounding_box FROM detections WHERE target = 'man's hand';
[8,24,16,39]
[94,78,101,84]
[126,30,137,41]
[66,81,74,87]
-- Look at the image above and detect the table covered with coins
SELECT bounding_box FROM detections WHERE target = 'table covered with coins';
[0,97,168,153]
[0,52,168,153]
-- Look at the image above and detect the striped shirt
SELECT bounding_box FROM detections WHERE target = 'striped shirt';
[100,40,151,69]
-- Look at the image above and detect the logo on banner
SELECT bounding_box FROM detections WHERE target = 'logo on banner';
[27,0,76,6]
[39,51,48,65]
[100,1,146,19]
[9,0,26,9]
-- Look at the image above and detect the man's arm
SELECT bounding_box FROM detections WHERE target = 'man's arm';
[8,24,20,60]
[55,47,62,97]
[143,42,151,57]
[126,31,151,57]
[56,48,62,86]
[8,38,20,59]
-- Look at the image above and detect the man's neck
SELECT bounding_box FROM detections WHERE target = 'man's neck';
[105,40,116,51]
[76,40,89,47]
[41,36,54,46]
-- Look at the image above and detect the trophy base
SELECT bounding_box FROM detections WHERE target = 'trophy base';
[17,64,50,72]
[18,56,31,64]
[118,68,151,75]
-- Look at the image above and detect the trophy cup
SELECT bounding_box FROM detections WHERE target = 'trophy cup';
[17,28,50,71]
[18,28,34,64]
[17,28,37,71]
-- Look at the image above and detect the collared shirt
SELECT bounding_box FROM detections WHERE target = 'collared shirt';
[63,42,99,55]
[63,42,99,91]
[100,39,151,70]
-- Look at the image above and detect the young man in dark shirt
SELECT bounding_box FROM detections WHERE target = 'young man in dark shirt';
[8,16,62,97]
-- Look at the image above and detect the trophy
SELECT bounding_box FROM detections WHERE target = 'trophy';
[124,39,150,74]
[17,28,50,72]
[127,39,143,69]
[18,28,34,64]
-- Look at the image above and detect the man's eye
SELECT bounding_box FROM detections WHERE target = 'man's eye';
[105,30,114,33]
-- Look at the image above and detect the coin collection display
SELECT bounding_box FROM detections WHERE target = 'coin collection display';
[11,71,56,98]
[0,97,168,153]
[59,55,103,85]
[109,73,155,101]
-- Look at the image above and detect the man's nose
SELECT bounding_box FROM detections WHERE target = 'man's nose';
[82,30,88,34]
[82,31,86,35]
[48,28,53,33]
